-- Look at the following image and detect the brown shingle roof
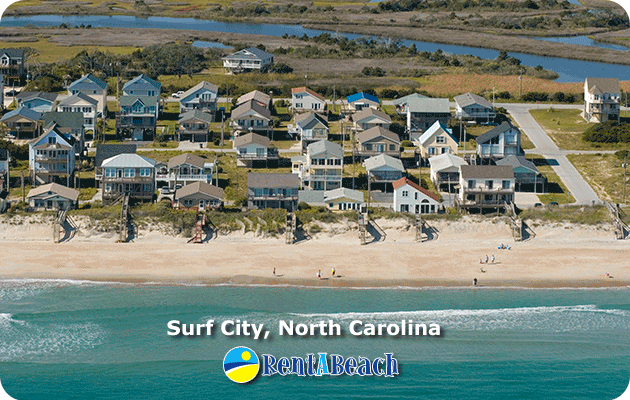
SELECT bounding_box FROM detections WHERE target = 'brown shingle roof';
[392,177,440,202]
[460,165,514,180]
[586,77,620,94]
[353,108,392,124]
[27,183,80,202]
[357,126,400,144]
[231,100,272,120]
[233,132,270,148]
[291,87,326,103]
[167,153,206,169]
[175,181,224,200]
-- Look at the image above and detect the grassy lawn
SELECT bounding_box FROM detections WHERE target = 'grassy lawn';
[145,141,178,149]
[0,38,138,64]
[528,155,576,204]
[270,140,297,149]
[567,153,628,204]
[519,205,609,225]
[530,108,630,151]
[78,187,98,201]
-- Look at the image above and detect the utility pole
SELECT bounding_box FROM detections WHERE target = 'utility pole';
[20,171,24,203]
[623,153,628,204]
[220,114,225,148]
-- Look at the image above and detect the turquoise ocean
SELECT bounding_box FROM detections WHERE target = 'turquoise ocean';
[0,280,629,399]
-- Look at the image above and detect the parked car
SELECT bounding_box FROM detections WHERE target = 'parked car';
[171,91,185,98]
[160,187,172,195]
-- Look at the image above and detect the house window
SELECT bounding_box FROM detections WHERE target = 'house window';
[140,168,151,177]
[428,147,436,155]
[485,180,493,189]
[400,204,409,212]
[502,180,511,189]
[334,159,341,166]
[105,168,115,178]
[389,144,396,151]
[402,190,409,197]
[468,180,475,189]
[124,168,135,178]
[436,136,446,144]
[296,103,303,108]
[415,192,418,200]
[143,184,152,192]
[441,147,449,154]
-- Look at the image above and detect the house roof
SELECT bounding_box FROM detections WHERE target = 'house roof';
[231,100,272,120]
[324,187,364,203]
[347,92,379,105]
[123,74,162,90]
[418,120,458,146]
[298,189,325,205]
[69,73,107,91]
[429,153,467,172]
[0,107,42,122]
[364,154,404,172]
[248,172,300,189]
[357,126,400,144]
[175,181,224,200]
[101,153,156,169]
[233,132,270,148]
[353,107,392,124]
[236,90,271,107]
[119,95,159,107]
[30,125,74,147]
[0,48,24,58]
[223,47,274,61]
[454,92,493,109]
[58,92,98,106]
[295,111,327,124]
[476,122,517,144]
[407,97,450,114]
[291,87,326,103]
[0,148,8,161]
[585,77,620,94]
[307,140,342,158]
[167,153,206,169]
[18,91,58,103]
[33,141,72,151]
[95,144,136,167]
[26,183,79,202]
[178,109,214,124]
[43,112,84,130]
[460,165,514,180]
[180,81,218,101]
[392,177,440,202]
[392,93,427,106]
[496,155,539,174]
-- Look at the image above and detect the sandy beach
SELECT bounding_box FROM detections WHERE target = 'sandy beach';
[1,216,628,288]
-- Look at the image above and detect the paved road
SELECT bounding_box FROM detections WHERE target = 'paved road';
[501,103,601,206]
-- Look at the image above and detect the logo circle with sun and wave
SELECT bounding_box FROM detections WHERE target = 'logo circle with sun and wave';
[223,346,260,383]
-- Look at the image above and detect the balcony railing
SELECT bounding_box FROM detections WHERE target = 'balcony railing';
[249,194,299,201]
[237,149,279,160]
[306,174,342,182]
[464,187,513,194]
[155,173,211,181]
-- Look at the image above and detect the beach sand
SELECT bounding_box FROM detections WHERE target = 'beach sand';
[1,216,628,288]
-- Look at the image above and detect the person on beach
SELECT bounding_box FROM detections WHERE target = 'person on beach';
[331,268,336,277]
[473,278,478,286]
[491,255,495,264]
[273,268,276,276]
[480,267,485,273]
[485,255,489,263]
[317,270,322,279]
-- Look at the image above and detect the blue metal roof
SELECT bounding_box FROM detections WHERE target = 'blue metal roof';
[123,74,162,91]
[0,107,42,122]
[69,73,107,90]
[346,92,379,104]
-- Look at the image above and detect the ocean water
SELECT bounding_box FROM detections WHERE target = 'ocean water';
[0,280,629,399]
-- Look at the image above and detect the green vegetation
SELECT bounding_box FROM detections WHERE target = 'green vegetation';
[519,205,609,225]
[567,152,628,203]
[583,120,630,144]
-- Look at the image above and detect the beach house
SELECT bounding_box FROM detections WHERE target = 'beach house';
[247,172,300,211]
[56,92,98,131]
[26,183,79,211]
[17,92,58,113]
[292,140,343,191]
[324,188,364,211]
[346,92,379,112]
[364,154,405,184]
[496,155,543,192]
[417,120,459,158]
[179,81,219,116]
[476,122,522,161]
[122,74,161,98]
[116,95,159,140]
[291,87,326,112]
[0,148,9,192]
[43,112,85,156]
[458,165,515,211]
[583,77,621,123]
[100,153,157,204]
[235,90,272,109]
[68,73,108,116]
[0,48,25,85]
[230,100,272,135]
[290,111,328,151]
[405,97,451,133]
[94,144,137,182]
[356,127,401,159]
[29,126,76,186]
[155,153,214,190]
[222,47,274,73]
[174,181,224,210]
[393,177,441,214]
[454,92,496,121]
[393,93,427,115]
[429,153,468,192]
[233,132,279,167]
[177,110,213,143]
[352,108,392,132]
[1,107,42,139]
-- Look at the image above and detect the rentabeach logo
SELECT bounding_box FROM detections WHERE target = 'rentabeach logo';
[223,347,399,383]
